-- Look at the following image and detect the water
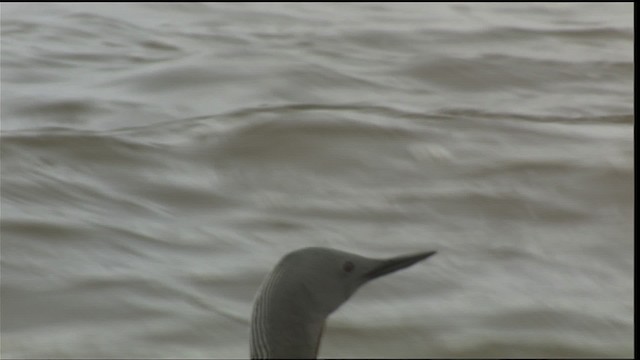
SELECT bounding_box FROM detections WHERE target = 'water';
[0,3,633,358]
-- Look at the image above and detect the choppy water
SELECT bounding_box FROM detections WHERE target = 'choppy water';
[0,3,634,359]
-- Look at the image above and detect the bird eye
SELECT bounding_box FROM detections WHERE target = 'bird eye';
[343,261,355,273]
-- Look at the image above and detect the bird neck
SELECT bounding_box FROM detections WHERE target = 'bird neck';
[251,268,326,359]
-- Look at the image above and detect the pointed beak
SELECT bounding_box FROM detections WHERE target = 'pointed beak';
[363,250,436,281]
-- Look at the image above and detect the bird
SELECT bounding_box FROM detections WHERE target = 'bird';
[250,246,436,359]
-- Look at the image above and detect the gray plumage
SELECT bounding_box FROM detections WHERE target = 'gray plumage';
[250,247,436,359]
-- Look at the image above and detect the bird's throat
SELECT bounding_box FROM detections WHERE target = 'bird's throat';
[251,296,326,359]
[250,272,327,359]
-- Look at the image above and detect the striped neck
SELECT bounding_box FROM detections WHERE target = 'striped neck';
[250,266,325,359]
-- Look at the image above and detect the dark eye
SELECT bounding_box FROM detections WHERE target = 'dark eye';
[343,261,354,273]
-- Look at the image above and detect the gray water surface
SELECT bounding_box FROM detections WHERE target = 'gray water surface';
[0,3,634,358]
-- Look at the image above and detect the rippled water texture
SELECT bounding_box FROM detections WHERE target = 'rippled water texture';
[0,3,634,358]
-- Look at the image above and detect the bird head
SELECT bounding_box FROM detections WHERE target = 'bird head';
[274,247,437,318]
